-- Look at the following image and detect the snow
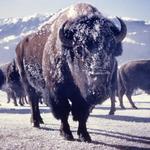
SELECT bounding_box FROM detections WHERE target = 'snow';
[2,18,19,25]
[122,17,141,21]
[0,91,150,149]
[123,37,146,46]
[22,13,50,23]
[68,5,78,18]
[20,30,35,37]
[145,21,150,25]
[22,14,40,22]
[0,35,17,44]
[4,46,10,50]
[128,32,137,35]
[143,30,149,33]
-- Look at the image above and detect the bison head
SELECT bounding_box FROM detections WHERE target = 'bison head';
[59,15,126,105]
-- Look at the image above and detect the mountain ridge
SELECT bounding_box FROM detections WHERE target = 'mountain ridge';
[0,13,150,64]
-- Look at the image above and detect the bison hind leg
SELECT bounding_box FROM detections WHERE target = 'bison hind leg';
[118,88,126,109]
[126,90,138,109]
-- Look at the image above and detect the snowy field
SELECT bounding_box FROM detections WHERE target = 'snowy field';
[0,91,150,150]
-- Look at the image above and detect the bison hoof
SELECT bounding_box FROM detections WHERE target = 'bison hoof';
[19,103,24,106]
[133,106,138,109]
[32,122,40,128]
[14,103,18,106]
[60,130,74,141]
[120,105,126,109]
[39,118,44,124]
[78,132,91,142]
[30,117,44,125]
[109,111,115,115]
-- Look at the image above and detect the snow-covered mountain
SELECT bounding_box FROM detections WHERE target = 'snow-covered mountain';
[117,18,150,64]
[0,13,51,64]
[0,14,150,64]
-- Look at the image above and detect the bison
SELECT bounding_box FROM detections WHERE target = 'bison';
[6,89,28,106]
[16,3,126,142]
[0,60,26,106]
[117,60,150,109]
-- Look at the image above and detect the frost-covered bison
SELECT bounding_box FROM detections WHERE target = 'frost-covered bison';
[0,60,26,106]
[16,3,126,142]
[118,60,150,109]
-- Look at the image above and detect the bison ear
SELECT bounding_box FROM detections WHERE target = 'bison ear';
[59,21,74,48]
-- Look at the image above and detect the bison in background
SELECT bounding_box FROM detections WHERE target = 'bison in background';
[0,60,27,106]
[117,60,150,109]
[16,3,126,142]
[6,89,28,106]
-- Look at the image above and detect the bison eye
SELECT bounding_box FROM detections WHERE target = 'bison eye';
[76,46,83,57]
[86,38,98,51]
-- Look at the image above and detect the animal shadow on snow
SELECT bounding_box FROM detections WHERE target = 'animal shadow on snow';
[0,107,50,114]
[135,101,150,104]
[88,129,150,150]
[90,113,150,123]
[95,100,150,111]
[39,125,150,149]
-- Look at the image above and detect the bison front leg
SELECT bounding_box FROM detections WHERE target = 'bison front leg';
[28,89,44,127]
[23,83,43,127]
[109,89,116,115]
[126,90,138,109]
[77,117,91,142]
[109,63,117,115]
[48,92,74,141]
[71,96,91,142]
[60,115,74,141]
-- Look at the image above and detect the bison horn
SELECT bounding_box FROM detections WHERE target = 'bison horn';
[59,21,73,47]
[115,17,127,43]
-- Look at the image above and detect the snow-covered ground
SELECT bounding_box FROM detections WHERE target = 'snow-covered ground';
[0,91,150,150]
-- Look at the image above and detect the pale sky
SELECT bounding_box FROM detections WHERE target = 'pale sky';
[0,0,150,20]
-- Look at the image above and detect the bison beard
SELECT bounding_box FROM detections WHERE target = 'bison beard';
[16,3,126,142]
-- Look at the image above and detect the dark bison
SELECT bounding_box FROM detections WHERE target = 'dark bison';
[118,60,150,109]
[16,3,126,142]
[6,89,28,106]
[0,60,27,106]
